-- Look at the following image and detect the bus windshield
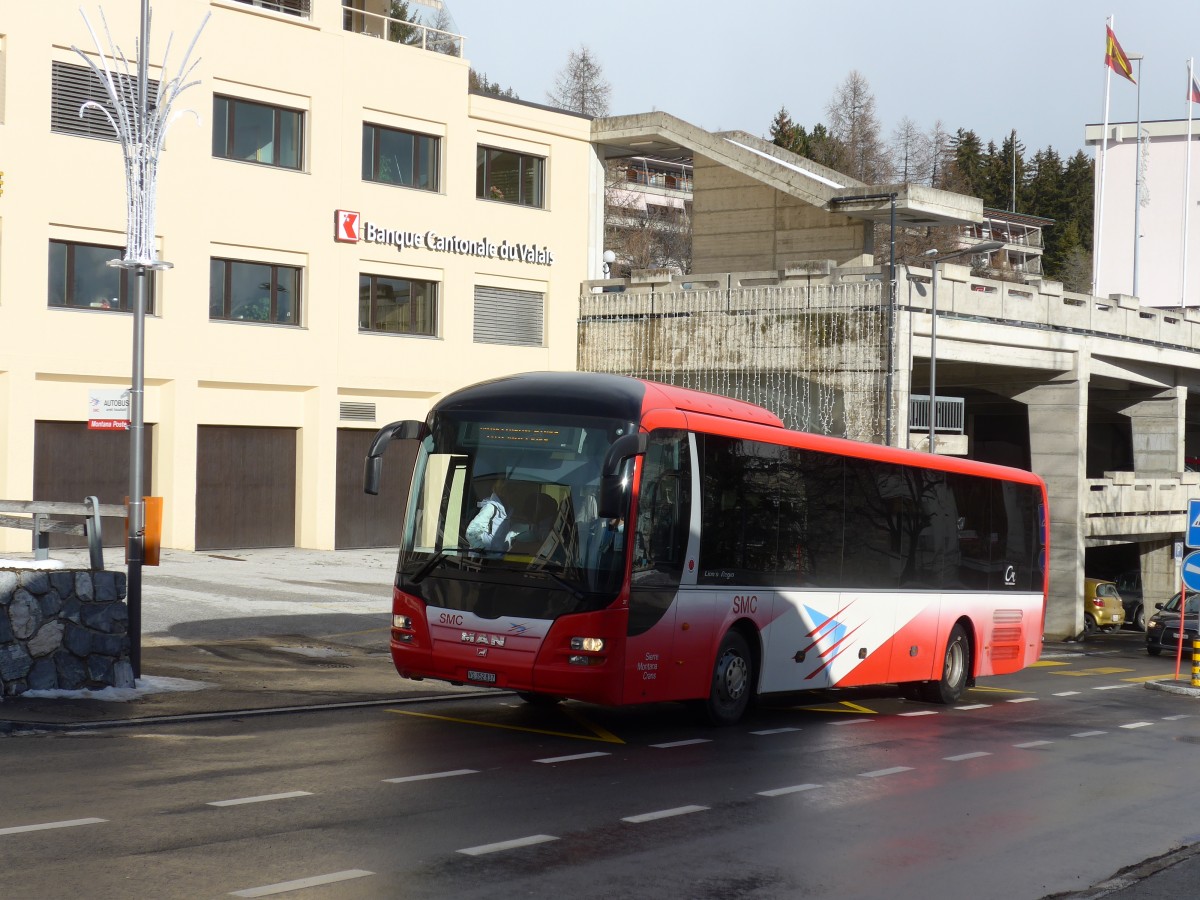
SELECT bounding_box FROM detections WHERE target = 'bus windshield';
[400,409,634,617]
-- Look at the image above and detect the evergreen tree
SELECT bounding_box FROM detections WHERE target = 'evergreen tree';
[469,69,518,100]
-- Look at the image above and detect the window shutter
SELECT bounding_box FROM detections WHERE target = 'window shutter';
[473,286,544,346]
[51,61,159,141]
[339,402,376,422]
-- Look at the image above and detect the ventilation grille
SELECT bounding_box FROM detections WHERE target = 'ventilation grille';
[340,402,376,422]
[51,60,160,141]
[473,286,544,346]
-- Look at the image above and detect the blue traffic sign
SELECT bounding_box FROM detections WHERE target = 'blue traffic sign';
[1188,499,1200,549]
[1183,550,1200,593]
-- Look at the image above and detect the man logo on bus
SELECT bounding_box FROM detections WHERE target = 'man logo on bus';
[335,210,360,243]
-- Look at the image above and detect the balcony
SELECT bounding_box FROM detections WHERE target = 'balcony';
[342,4,464,57]
[230,0,311,17]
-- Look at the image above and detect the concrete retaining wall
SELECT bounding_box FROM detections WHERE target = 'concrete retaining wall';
[0,568,132,698]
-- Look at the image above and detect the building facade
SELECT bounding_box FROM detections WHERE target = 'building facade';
[0,1,599,552]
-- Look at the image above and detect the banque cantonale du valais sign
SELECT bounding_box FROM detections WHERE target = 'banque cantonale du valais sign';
[334,209,554,266]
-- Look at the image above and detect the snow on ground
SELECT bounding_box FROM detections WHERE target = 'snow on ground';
[19,675,214,702]
[0,558,66,570]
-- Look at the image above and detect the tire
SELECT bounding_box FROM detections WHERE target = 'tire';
[1147,646,1162,657]
[1082,614,1097,639]
[516,691,562,707]
[1133,606,1146,632]
[704,630,753,726]
[917,623,971,704]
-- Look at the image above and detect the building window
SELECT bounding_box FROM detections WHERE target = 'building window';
[362,123,439,191]
[210,258,301,324]
[476,146,544,208]
[473,286,543,346]
[229,0,311,16]
[51,60,159,141]
[48,240,156,313]
[359,274,437,336]
[213,95,303,169]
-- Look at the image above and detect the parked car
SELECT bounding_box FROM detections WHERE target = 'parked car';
[1115,569,1145,630]
[1082,577,1125,637]
[1145,592,1200,656]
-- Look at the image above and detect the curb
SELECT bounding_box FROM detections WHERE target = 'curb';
[1145,679,1200,697]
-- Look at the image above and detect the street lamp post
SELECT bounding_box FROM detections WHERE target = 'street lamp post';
[924,240,1004,453]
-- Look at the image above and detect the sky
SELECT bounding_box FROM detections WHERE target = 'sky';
[450,0,1200,161]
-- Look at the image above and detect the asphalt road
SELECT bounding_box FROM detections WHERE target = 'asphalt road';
[1,625,1197,899]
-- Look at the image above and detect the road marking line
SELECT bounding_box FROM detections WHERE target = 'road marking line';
[794,701,877,714]
[1120,722,1154,729]
[1052,691,1081,696]
[650,738,711,749]
[860,766,914,778]
[955,704,991,710]
[1030,659,1071,666]
[534,752,611,764]
[383,769,478,783]
[0,817,106,836]
[230,870,373,897]
[758,783,821,797]
[751,727,801,735]
[1093,684,1134,690]
[1014,740,1053,748]
[1164,714,1192,721]
[829,718,874,726]
[1072,730,1107,738]
[458,834,558,856]
[208,791,312,807]
[387,709,621,743]
[971,685,1024,693]
[898,710,939,717]
[1006,697,1039,703]
[559,707,626,745]
[1124,674,1176,683]
[944,752,991,762]
[622,805,708,823]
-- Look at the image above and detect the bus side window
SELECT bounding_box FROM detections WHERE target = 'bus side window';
[633,431,690,580]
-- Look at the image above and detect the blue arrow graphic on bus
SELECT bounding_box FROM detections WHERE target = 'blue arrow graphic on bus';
[804,605,847,646]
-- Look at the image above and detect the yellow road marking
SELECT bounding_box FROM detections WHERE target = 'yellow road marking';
[386,709,625,744]
[560,706,625,744]
[1123,673,1179,683]
[970,685,1025,694]
[1030,660,1070,668]
[793,700,878,714]
[1050,666,1135,677]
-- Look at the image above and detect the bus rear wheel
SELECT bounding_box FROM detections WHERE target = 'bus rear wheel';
[917,623,970,704]
[704,630,753,726]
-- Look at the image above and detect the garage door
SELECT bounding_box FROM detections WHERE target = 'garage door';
[33,420,152,549]
[334,427,413,549]
[196,425,296,550]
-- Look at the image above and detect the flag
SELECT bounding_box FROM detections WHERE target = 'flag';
[1191,72,1200,104]
[1105,25,1136,83]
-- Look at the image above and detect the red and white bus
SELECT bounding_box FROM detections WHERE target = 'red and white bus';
[365,372,1048,724]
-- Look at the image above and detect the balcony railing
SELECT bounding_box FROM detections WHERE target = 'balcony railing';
[909,395,965,434]
[342,7,464,57]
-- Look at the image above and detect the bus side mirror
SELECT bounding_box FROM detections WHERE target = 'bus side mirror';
[598,432,646,518]
[364,419,429,495]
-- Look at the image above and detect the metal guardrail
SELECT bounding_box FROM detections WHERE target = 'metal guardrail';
[0,499,126,570]
[341,8,464,57]
[909,395,965,434]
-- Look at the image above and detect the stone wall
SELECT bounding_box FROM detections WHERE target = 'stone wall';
[0,568,132,698]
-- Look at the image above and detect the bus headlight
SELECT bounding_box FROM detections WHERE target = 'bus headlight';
[393,614,412,630]
[570,637,605,652]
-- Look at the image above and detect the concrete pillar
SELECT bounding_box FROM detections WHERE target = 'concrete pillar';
[1012,377,1088,640]
[1122,387,1186,474]
[1138,538,1176,628]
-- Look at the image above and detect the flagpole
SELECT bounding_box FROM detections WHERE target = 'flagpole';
[1185,58,1195,306]
[1095,16,1114,298]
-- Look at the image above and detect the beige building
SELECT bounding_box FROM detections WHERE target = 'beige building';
[0,1,599,552]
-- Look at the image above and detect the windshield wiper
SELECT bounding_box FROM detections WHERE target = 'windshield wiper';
[540,569,586,601]
[410,544,467,584]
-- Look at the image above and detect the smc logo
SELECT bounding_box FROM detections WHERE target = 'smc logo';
[438,613,464,626]
[335,209,360,243]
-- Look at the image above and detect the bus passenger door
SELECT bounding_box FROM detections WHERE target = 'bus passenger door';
[624,428,692,704]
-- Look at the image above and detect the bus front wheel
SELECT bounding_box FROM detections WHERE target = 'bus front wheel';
[704,630,753,726]
[917,623,971,704]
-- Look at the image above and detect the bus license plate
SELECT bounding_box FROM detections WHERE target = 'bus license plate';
[467,670,497,684]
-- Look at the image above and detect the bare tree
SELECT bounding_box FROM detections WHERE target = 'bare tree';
[547,44,611,117]
[890,116,927,184]
[825,70,889,183]
[603,160,692,275]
